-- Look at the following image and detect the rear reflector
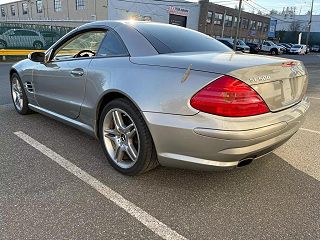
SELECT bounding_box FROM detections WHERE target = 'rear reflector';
[190,75,270,117]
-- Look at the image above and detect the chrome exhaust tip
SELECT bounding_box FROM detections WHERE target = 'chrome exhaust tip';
[237,158,254,168]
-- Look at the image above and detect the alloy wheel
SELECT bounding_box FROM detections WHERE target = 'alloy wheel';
[11,77,23,111]
[34,42,42,50]
[102,108,140,169]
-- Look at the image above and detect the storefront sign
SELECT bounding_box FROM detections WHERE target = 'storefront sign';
[268,20,277,38]
[168,6,189,17]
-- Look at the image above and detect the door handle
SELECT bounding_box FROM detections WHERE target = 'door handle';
[71,68,84,77]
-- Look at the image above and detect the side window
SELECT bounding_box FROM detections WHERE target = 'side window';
[13,30,23,36]
[96,31,128,57]
[53,30,106,61]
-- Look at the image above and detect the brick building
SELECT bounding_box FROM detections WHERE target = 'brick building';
[198,0,270,43]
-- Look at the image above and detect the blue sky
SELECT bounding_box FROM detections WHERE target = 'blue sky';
[0,0,318,14]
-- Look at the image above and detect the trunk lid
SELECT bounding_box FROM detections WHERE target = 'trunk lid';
[130,52,308,112]
[228,60,308,112]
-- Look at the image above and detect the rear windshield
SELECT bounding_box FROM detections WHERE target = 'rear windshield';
[293,45,301,48]
[237,40,246,46]
[132,23,232,54]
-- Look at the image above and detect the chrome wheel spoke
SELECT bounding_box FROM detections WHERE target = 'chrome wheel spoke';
[124,123,136,138]
[13,84,19,93]
[112,110,125,132]
[114,145,124,162]
[125,143,138,162]
[104,129,117,139]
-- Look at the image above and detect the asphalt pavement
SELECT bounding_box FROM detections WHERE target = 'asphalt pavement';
[0,54,319,240]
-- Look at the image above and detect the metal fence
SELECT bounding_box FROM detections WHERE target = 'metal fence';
[276,31,320,46]
[0,22,74,50]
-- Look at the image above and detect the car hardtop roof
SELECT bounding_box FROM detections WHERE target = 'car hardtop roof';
[79,20,173,29]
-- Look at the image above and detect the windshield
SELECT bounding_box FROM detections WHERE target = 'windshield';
[132,23,232,54]
[292,45,301,48]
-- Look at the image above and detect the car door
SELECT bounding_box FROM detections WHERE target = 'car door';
[9,30,24,48]
[32,29,106,119]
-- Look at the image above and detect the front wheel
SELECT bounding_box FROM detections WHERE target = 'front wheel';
[99,98,159,175]
[10,73,33,115]
[0,40,7,49]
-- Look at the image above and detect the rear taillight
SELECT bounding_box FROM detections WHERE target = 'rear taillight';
[190,75,270,117]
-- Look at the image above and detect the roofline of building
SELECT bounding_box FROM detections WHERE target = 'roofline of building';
[200,0,270,19]
[0,0,25,7]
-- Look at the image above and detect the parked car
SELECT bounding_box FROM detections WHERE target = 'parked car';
[306,45,310,54]
[260,41,283,55]
[276,44,286,54]
[246,42,261,53]
[216,39,234,49]
[217,38,250,53]
[289,44,307,55]
[311,45,320,52]
[279,43,291,54]
[10,21,310,175]
[40,31,62,48]
[0,29,45,49]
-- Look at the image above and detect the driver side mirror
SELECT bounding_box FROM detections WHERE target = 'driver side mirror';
[28,52,45,63]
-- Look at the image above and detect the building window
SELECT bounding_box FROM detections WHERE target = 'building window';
[54,0,62,12]
[36,1,43,13]
[225,15,233,27]
[10,5,15,16]
[1,7,5,17]
[242,18,248,29]
[206,11,213,23]
[233,16,238,27]
[22,3,28,15]
[263,23,269,32]
[257,21,263,31]
[214,13,223,25]
[76,0,85,10]
[250,20,256,30]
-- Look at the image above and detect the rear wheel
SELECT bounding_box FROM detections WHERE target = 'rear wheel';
[33,41,43,50]
[270,49,278,55]
[99,98,158,175]
[10,73,33,115]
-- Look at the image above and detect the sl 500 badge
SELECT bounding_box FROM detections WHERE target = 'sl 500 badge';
[249,75,271,83]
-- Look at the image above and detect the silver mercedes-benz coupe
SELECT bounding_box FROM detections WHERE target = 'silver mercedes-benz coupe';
[10,21,309,175]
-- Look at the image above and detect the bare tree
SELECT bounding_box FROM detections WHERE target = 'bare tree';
[289,21,301,32]
[234,5,245,11]
[269,9,279,15]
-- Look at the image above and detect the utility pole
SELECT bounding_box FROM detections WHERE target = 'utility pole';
[221,9,227,38]
[306,0,314,46]
[234,0,243,50]
[67,0,70,20]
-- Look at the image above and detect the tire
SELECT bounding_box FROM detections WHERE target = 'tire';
[0,40,7,49]
[33,41,43,50]
[10,73,33,115]
[270,49,278,55]
[99,98,159,175]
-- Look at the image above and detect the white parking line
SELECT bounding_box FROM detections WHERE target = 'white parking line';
[300,128,320,135]
[14,131,187,240]
[309,97,320,100]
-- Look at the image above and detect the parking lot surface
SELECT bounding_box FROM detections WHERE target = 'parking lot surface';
[0,54,320,240]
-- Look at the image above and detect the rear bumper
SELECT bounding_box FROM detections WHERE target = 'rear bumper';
[143,98,310,170]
